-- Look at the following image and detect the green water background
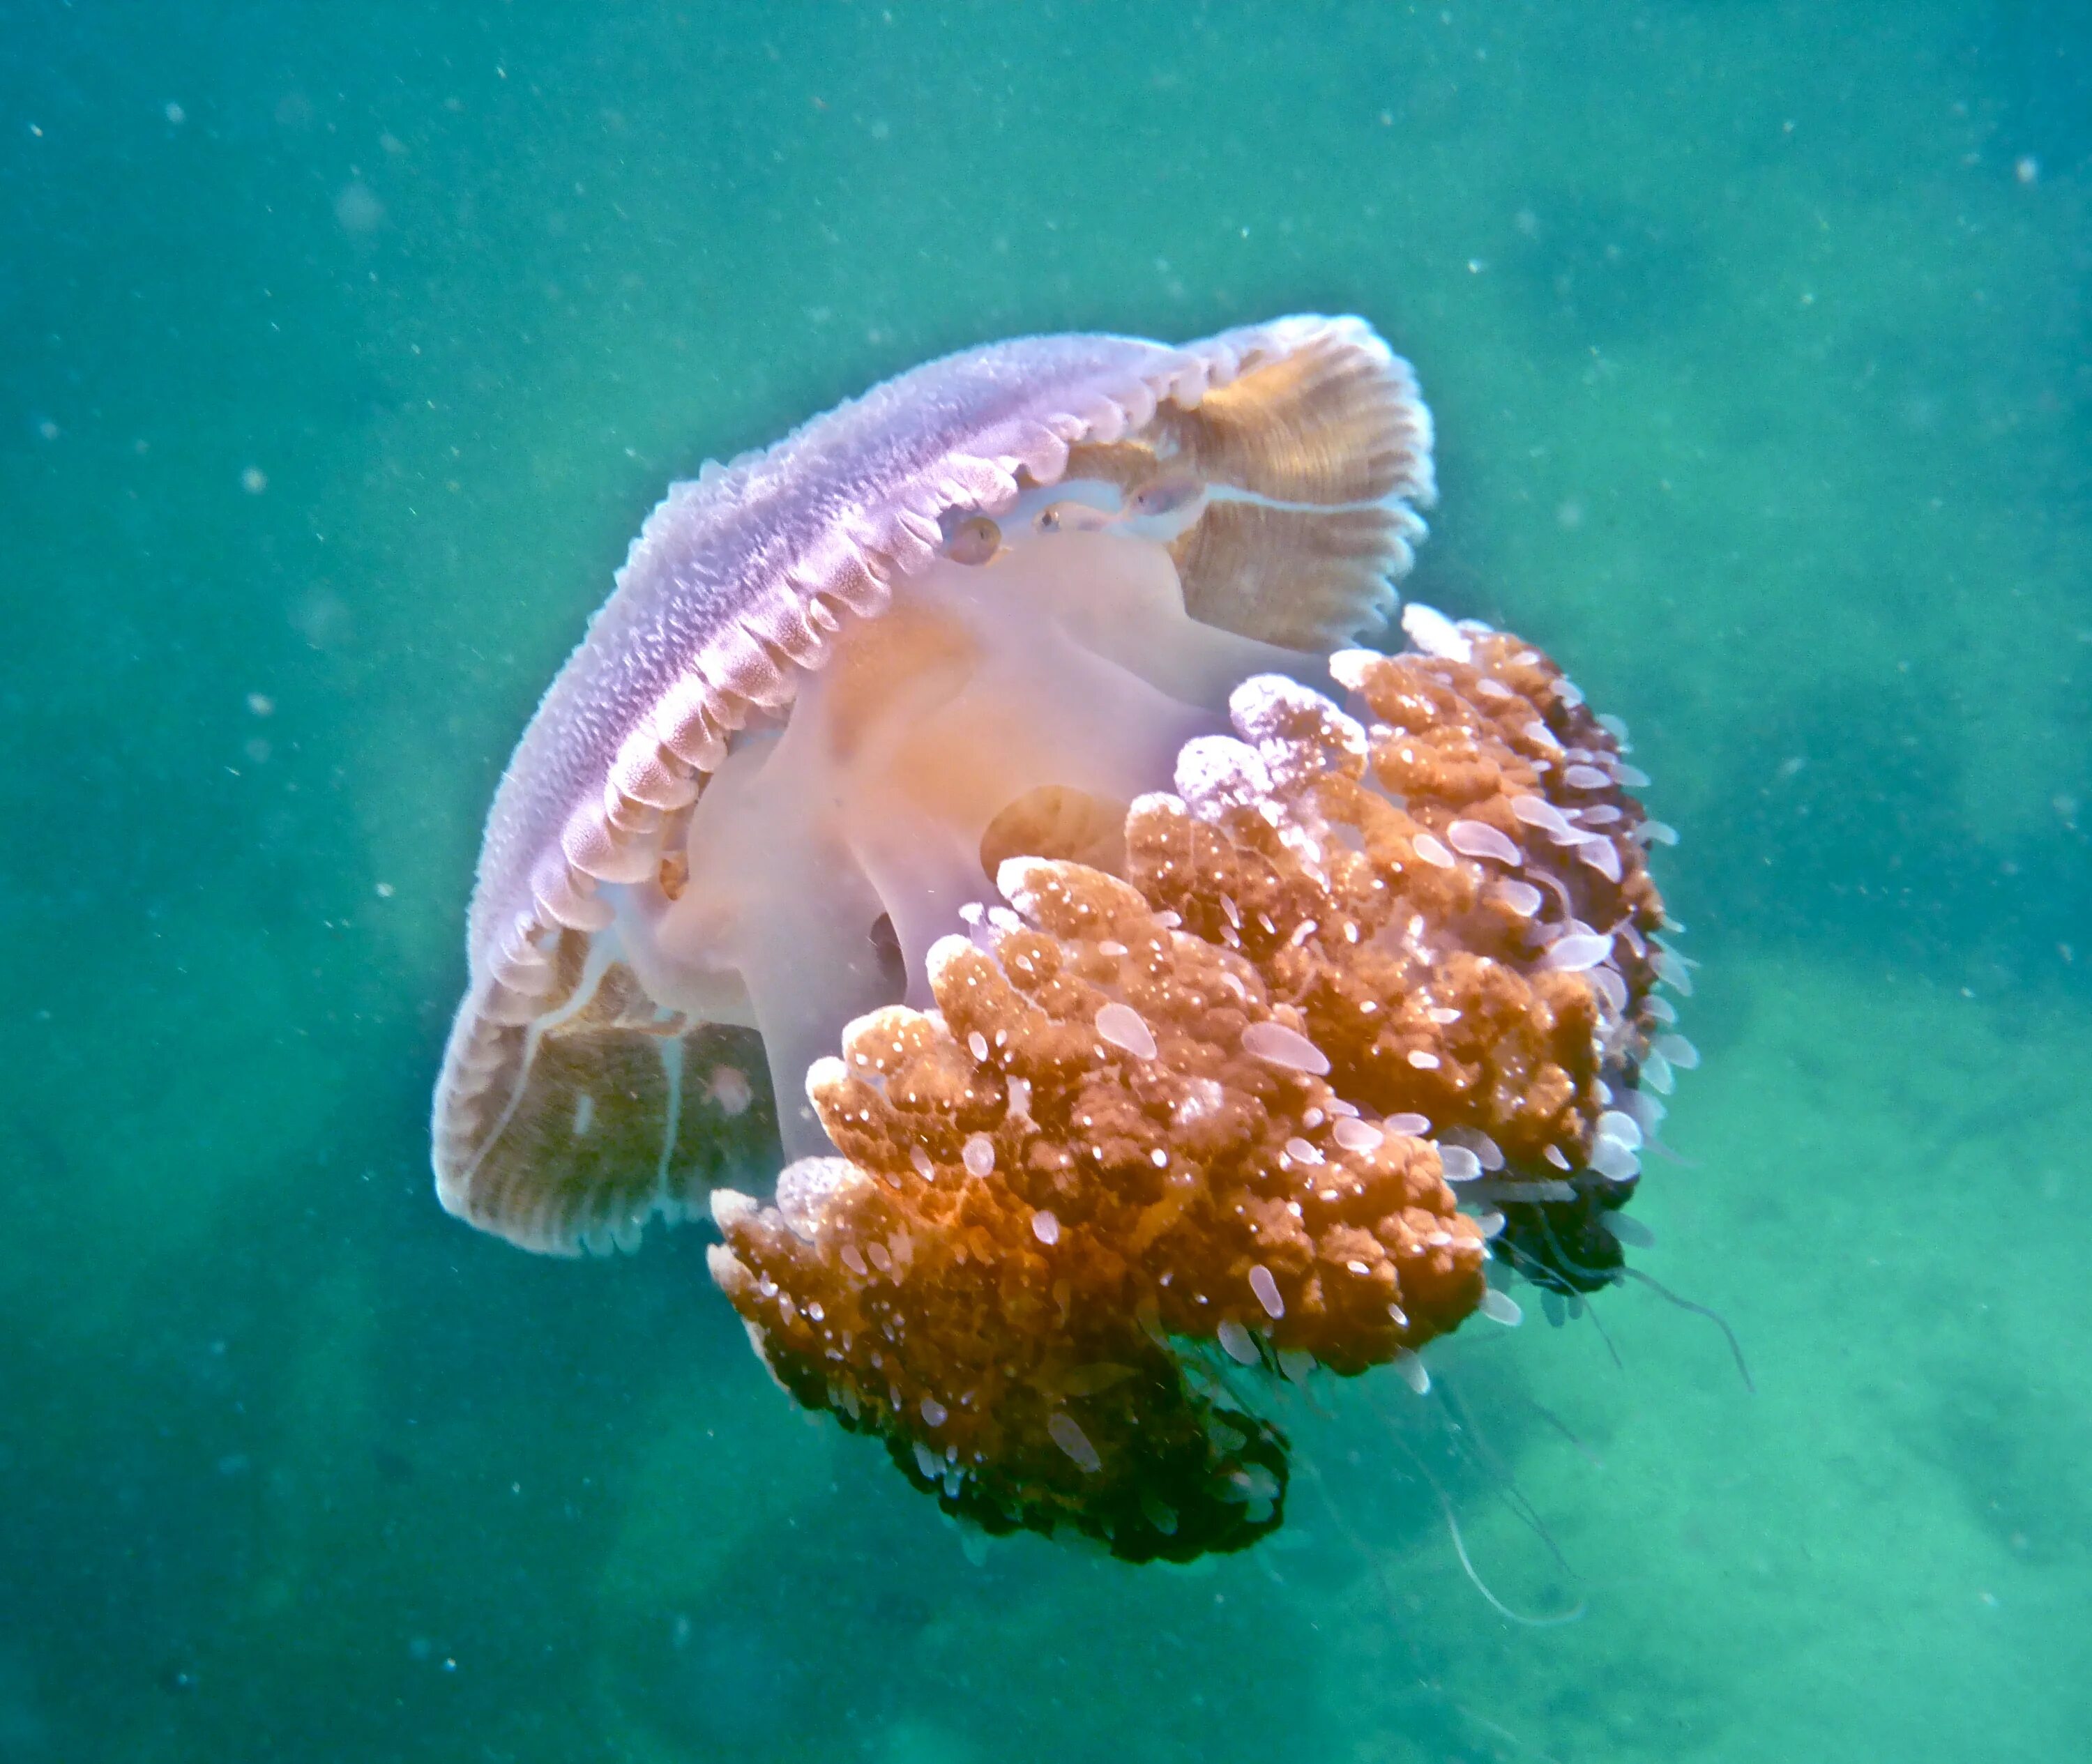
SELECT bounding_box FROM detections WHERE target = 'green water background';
[4,3,2089,1758]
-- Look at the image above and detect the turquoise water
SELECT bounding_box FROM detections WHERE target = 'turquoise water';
[5,2,2089,1757]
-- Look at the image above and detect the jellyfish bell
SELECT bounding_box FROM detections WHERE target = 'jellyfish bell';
[433,315,1435,1254]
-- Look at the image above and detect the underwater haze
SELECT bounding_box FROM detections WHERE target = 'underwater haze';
[4,2,2089,1759]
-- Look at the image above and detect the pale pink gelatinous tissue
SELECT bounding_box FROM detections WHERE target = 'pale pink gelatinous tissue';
[431,317,1436,1256]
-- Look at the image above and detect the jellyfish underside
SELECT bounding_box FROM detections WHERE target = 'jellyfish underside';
[702,624,1680,1563]
[596,482,1324,1157]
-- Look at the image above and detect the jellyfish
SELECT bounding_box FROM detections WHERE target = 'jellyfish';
[432,316,1685,1560]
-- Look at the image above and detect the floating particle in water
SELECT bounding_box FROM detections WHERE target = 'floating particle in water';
[706,1067,753,1117]
[335,180,385,233]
